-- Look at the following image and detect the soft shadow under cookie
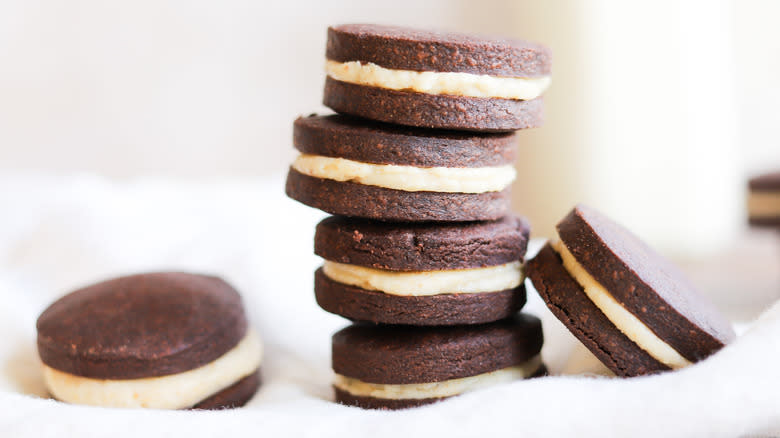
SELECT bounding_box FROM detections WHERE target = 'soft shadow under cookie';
[3,342,48,398]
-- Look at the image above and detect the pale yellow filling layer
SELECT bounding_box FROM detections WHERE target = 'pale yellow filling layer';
[334,355,542,400]
[552,240,692,369]
[322,261,523,297]
[292,154,515,193]
[748,191,780,218]
[326,60,551,100]
[42,331,263,409]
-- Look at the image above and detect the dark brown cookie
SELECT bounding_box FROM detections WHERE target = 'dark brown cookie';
[313,215,530,325]
[556,205,735,363]
[294,114,517,167]
[334,388,443,410]
[314,215,530,271]
[37,272,248,379]
[191,370,261,410]
[527,244,669,377]
[314,268,526,326]
[323,77,544,132]
[332,314,543,384]
[285,168,511,222]
[332,314,545,410]
[333,364,547,410]
[327,24,551,77]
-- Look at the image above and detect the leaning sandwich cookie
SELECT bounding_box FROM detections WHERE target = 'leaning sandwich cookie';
[526,205,735,377]
[314,215,530,326]
[323,24,551,132]
[286,114,518,221]
[36,272,262,409]
[332,313,545,410]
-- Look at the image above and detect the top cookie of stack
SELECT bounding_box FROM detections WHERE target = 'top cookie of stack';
[324,24,551,132]
[287,24,551,222]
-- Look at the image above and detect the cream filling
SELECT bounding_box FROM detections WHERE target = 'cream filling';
[334,355,542,400]
[42,331,263,409]
[326,60,551,100]
[322,260,523,297]
[748,191,780,218]
[552,240,692,369]
[292,154,515,194]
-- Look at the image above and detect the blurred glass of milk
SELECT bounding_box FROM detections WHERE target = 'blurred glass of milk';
[507,0,740,259]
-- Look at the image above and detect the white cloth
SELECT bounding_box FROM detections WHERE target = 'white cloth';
[0,174,777,438]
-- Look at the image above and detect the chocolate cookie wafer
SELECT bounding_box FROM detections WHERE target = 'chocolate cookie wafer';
[314,215,530,325]
[332,314,545,409]
[323,24,551,132]
[527,205,735,377]
[37,272,263,409]
[286,114,517,221]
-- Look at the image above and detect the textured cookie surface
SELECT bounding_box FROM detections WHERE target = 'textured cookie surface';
[314,215,530,325]
[556,205,735,362]
[37,272,248,379]
[294,114,517,167]
[527,244,669,376]
[323,24,550,131]
[327,24,551,77]
[315,215,530,271]
[285,168,511,222]
[323,78,544,132]
[332,313,543,384]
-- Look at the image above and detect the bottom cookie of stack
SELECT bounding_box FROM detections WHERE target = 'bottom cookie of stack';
[331,314,545,409]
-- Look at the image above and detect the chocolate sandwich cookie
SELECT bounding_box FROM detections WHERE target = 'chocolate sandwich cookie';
[748,171,780,227]
[314,215,530,325]
[286,114,516,221]
[526,205,735,377]
[323,24,551,132]
[37,272,263,409]
[332,313,546,410]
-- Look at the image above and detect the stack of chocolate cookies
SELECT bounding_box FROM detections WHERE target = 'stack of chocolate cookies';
[286,24,552,409]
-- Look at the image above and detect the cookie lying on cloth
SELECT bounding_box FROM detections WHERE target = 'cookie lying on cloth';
[286,114,517,222]
[36,272,262,409]
[747,171,780,227]
[314,215,530,325]
[526,205,735,377]
[332,313,545,410]
[323,24,551,132]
